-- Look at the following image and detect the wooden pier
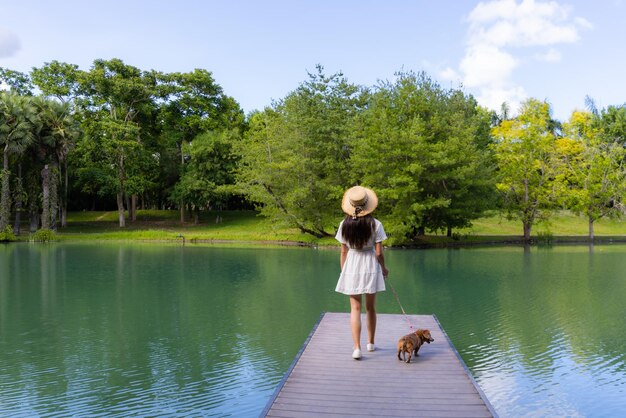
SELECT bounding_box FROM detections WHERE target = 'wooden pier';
[262,312,497,417]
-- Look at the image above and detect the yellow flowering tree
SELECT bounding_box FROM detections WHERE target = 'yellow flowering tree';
[491,99,562,241]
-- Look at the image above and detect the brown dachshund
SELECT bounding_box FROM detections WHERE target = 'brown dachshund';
[397,329,434,363]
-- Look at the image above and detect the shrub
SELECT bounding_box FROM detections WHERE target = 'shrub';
[30,229,56,242]
[0,226,17,242]
[536,230,554,245]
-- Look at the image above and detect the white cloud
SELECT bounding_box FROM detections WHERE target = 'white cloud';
[477,85,527,113]
[439,67,460,82]
[460,44,518,88]
[535,48,561,62]
[454,0,591,113]
[0,27,20,58]
[573,16,593,29]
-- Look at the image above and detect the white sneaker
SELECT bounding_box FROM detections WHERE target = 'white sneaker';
[352,348,362,359]
[367,343,375,352]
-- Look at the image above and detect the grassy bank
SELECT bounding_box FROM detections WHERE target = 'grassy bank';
[13,210,626,247]
[56,210,338,246]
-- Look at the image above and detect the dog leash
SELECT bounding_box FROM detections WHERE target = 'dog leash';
[386,278,415,330]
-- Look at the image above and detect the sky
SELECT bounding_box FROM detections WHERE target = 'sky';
[0,0,625,121]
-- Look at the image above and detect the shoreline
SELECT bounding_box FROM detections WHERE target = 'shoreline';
[4,209,626,248]
[7,234,626,249]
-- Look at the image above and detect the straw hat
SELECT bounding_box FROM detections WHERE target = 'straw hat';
[341,186,378,218]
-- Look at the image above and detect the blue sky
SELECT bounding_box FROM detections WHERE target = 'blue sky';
[1,0,624,121]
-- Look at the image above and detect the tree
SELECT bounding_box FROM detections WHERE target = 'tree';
[170,130,239,223]
[30,61,80,103]
[597,104,626,146]
[0,92,38,230]
[563,110,626,239]
[76,59,157,227]
[158,69,244,223]
[491,99,562,241]
[237,66,364,237]
[418,90,496,237]
[32,97,80,229]
[351,72,495,241]
[0,68,33,95]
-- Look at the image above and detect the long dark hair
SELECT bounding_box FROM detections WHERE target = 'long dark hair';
[341,214,375,249]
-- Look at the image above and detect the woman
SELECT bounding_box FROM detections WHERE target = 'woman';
[335,186,388,359]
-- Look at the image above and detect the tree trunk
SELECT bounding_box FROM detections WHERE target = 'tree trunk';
[193,207,199,224]
[180,142,185,225]
[117,192,126,228]
[61,159,69,228]
[447,226,452,238]
[131,195,137,221]
[523,221,532,242]
[118,153,126,228]
[29,211,39,232]
[50,162,58,230]
[522,176,532,242]
[13,164,23,235]
[125,194,131,222]
[41,164,50,230]
[0,148,10,230]
[29,191,39,232]
[259,182,330,237]
[589,216,595,241]
[61,206,67,229]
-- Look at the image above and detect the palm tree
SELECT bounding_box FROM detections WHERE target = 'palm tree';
[33,97,79,229]
[0,92,38,231]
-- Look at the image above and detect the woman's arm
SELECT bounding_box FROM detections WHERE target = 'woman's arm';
[340,244,349,269]
[375,242,389,278]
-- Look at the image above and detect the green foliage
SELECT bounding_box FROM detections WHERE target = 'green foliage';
[4,60,626,243]
[0,225,17,242]
[170,130,240,213]
[597,104,626,145]
[491,99,562,240]
[75,59,158,226]
[536,230,554,245]
[31,61,80,102]
[351,72,496,241]
[560,110,626,239]
[30,228,56,242]
[0,67,33,95]
[236,66,364,237]
[0,92,38,230]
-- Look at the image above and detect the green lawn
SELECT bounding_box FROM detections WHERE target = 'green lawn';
[59,210,337,246]
[22,209,626,247]
[460,211,626,236]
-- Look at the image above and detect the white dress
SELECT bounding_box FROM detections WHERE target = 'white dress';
[335,218,387,295]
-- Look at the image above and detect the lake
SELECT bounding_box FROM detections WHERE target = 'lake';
[1,243,625,417]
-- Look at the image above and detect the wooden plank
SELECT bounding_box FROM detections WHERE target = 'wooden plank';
[268,402,493,417]
[262,312,497,417]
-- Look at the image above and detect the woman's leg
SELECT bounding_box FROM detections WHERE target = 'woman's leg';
[365,293,377,345]
[349,295,362,349]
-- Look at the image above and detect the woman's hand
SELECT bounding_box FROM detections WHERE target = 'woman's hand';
[382,266,389,278]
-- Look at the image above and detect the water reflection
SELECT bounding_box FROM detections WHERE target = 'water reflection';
[0,244,625,417]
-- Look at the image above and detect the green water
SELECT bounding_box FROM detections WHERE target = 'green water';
[1,243,625,417]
